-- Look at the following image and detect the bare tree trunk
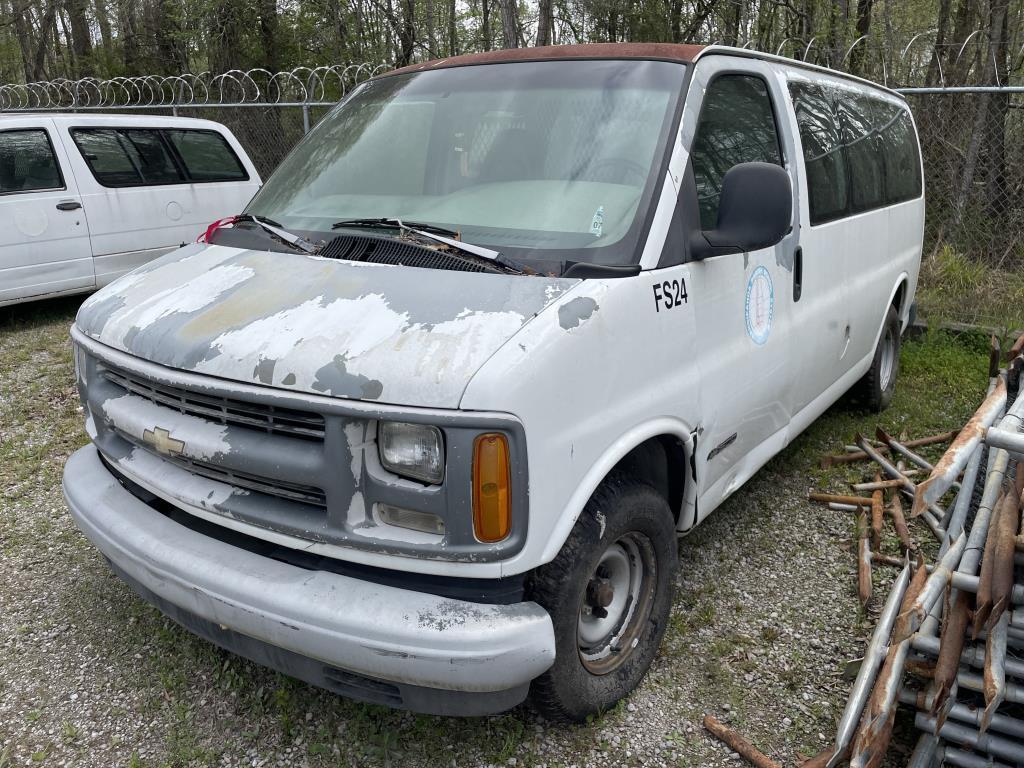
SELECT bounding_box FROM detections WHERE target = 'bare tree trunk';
[118,0,140,72]
[398,0,415,65]
[425,0,437,57]
[65,0,93,75]
[669,0,681,42]
[849,0,872,73]
[500,0,519,47]
[448,0,458,55]
[259,0,279,71]
[481,0,491,50]
[93,0,112,51]
[536,0,552,45]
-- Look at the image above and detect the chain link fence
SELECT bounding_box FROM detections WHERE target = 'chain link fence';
[902,87,1024,331]
[1,61,1022,329]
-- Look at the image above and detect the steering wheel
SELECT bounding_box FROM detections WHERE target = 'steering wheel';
[582,157,649,186]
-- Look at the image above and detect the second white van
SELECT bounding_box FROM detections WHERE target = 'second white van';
[0,114,261,306]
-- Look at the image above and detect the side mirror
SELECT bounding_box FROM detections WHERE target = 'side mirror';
[692,162,792,260]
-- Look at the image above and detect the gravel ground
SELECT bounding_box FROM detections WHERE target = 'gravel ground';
[0,295,990,767]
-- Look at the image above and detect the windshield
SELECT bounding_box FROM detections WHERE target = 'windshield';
[246,59,686,268]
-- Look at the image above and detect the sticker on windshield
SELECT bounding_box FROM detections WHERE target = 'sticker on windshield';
[745,266,774,346]
[589,206,604,237]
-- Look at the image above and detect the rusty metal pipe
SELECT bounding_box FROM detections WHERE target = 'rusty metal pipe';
[870,474,884,552]
[905,733,939,768]
[913,378,1008,518]
[809,492,874,507]
[848,563,928,768]
[939,748,1014,768]
[888,494,915,554]
[985,425,1024,458]
[913,712,1024,764]
[913,634,1024,680]
[702,715,781,768]
[858,509,872,606]
[820,431,959,468]
[854,434,948,520]
[982,612,1008,733]
[894,533,967,643]
[826,563,911,768]
[876,427,960,491]
[898,688,1024,740]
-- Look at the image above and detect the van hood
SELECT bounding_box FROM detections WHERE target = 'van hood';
[76,243,579,409]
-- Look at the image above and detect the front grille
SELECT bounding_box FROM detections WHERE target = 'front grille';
[321,234,504,274]
[103,366,325,441]
[115,431,327,508]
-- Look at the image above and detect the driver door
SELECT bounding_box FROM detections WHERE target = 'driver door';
[683,58,800,514]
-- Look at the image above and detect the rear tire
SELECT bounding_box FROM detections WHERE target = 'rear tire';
[526,479,678,723]
[857,305,901,413]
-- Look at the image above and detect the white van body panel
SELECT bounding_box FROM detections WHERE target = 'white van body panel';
[0,116,94,305]
[0,114,261,306]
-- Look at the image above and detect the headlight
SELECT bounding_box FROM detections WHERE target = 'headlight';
[378,422,444,484]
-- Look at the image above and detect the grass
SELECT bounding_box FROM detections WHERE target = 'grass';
[917,243,1024,332]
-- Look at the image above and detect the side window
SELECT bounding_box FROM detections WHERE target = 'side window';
[165,130,248,182]
[841,95,887,212]
[788,81,849,224]
[691,75,783,230]
[72,128,185,187]
[72,129,145,186]
[119,129,184,184]
[0,129,64,194]
[879,107,922,204]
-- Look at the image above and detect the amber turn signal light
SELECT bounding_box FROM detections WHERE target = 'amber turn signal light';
[472,433,511,542]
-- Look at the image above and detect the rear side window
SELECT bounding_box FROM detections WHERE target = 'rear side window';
[71,127,247,187]
[841,95,887,212]
[165,130,248,181]
[789,82,849,224]
[880,109,922,203]
[691,75,783,230]
[0,129,64,194]
[789,81,921,224]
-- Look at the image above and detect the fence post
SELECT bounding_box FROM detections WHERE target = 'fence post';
[302,103,311,134]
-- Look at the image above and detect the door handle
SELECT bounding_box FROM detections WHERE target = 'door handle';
[793,246,803,302]
[56,200,82,211]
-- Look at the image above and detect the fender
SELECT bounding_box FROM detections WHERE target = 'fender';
[537,417,698,566]
[867,272,910,354]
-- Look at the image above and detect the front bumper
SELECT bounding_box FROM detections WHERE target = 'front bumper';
[62,445,556,715]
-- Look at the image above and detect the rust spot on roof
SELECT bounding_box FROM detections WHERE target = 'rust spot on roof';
[383,43,705,77]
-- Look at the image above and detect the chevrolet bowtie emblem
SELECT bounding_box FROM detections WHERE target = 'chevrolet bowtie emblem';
[142,426,186,457]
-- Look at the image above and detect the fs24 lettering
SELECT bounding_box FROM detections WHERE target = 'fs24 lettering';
[653,278,688,312]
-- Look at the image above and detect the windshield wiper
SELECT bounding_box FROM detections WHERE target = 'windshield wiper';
[235,214,319,254]
[331,217,523,273]
[332,217,460,238]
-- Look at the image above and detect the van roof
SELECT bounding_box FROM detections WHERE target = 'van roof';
[0,113,229,129]
[382,42,903,99]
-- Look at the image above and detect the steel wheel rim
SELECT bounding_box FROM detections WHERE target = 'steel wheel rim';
[577,532,657,675]
[880,326,896,390]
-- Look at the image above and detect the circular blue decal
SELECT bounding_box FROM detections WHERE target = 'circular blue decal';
[745,266,774,346]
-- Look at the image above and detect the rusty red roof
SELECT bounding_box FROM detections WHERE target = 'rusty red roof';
[384,43,706,77]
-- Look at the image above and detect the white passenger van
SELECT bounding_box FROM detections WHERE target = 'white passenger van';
[0,114,261,306]
[63,44,924,721]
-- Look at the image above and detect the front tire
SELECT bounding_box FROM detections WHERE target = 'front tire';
[857,305,901,413]
[527,479,678,722]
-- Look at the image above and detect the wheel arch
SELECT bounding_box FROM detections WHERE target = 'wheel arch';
[537,419,697,566]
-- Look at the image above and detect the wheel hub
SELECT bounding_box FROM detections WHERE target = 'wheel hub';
[577,532,658,675]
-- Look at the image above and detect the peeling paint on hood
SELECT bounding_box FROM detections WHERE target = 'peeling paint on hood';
[76,244,580,408]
